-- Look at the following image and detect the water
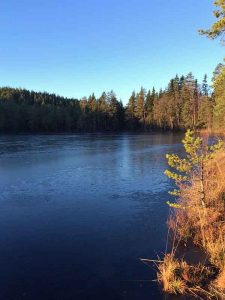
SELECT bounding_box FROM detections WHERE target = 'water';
[0,133,184,300]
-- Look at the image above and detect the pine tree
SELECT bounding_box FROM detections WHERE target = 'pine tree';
[135,87,146,127]
[165,130,223,208]
[199,0,225,40]
[213,64,225,129]
[125,91,137,130]
[145,90,154,128]
[167,77,181,129]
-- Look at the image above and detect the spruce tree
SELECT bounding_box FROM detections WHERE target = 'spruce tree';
[202,74,209,96]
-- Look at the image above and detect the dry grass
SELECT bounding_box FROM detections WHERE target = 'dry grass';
[156,253,216,297]
[169,150,225,256]
[157,254,187,294]
[157,144,225,298]
[214,268,225,290]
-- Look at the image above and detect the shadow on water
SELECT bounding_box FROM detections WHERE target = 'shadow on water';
[0,133,194,300]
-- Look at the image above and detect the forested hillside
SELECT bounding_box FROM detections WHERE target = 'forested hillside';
[0,72,213,133]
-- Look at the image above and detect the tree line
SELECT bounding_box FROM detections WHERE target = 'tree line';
[0,73,214,133]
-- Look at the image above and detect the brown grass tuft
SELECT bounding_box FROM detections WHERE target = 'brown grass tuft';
[157,254,216,297]
[157,254,188,295]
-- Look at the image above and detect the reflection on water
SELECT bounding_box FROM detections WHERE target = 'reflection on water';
[0,133,185,300]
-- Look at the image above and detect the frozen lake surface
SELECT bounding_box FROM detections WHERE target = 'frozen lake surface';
[0,133,184,300]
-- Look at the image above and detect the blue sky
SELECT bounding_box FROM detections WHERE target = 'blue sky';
[0,0,224,103]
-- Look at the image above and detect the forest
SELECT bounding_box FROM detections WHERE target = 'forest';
[0,72,217,133]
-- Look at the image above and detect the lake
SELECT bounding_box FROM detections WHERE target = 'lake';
[0,133,184,300]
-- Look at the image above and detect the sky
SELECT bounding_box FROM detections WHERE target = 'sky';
[0,0,224,103]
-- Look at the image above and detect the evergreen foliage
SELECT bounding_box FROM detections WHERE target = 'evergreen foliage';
[212,64,225,129]
[199,0,225,40]
[200,1,225,131]
[0,73,213,133]
[165,130,223,208]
